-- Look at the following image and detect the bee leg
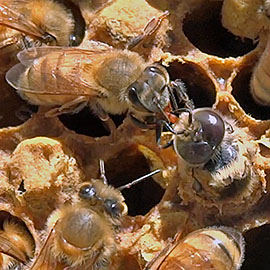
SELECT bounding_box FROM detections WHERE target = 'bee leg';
[126,10,169,50]
[171,80,194,110]
[44,97,88,117]
[102,118,117,139]
[90,103,117,138]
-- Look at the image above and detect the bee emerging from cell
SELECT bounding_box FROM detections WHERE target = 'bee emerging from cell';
[145,226,245,270]
[158,107,264,216]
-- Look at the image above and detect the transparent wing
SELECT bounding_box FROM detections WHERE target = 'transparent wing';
[0,3,46,38]
[6,46,113,97]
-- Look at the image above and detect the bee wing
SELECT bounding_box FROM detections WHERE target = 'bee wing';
[29,227,58,270]
[0,232,28,263]
[6,46,113,97]
[0,3,46,39]
[16,46,64,66]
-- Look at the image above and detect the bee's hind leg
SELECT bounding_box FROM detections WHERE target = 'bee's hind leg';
[90,103,117,139]
[43,97,89,117]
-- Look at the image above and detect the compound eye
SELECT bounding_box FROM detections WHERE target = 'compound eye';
[127,83,148,112]
[104,199,126,218]
[193,109,225,149]
[79,184,96,199]
[145,65,169,82]
[174,140,214,165]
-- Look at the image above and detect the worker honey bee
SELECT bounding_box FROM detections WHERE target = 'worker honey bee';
[0,0,85,51]
[250,32,270,106]
[159,107,263,215]
[5,11,192,133]
[29,175,128,270]
[0,218,35,269]
[145,226,245,270]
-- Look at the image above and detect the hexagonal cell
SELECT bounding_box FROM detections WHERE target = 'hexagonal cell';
[182,1,257,57]
[0,0,269,269]
[168,61,216,107]
[232,67,270,120]
[243,224,270,270]
[105,146,165,216]
[59,107,126,137]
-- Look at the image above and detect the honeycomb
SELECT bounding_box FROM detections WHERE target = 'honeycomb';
[0,0,270,269]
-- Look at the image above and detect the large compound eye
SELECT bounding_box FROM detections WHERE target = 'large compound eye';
[174,108,225,165]
[193,109,225,149]
[127,83,149,112]
[104,199,126,218]
[174,139,214,165]
[127,65,170,113]
[79,184,96,199]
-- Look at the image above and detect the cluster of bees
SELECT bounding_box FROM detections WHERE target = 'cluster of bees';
[1,0,270,269]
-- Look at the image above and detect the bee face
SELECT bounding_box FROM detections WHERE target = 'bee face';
[173,108,225,165]
[30,179,127,269]
[163,107,263,215]
[145,226,245,270]
[126,64,170,114]
[78,180,128,222]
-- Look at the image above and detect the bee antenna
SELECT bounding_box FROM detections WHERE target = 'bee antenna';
[117,169,162,191]
[99,159,108,185]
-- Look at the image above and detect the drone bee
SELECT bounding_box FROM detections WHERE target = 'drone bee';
[5,11,192,133]
[159,107,262,214]
[0,218,35,269]
[145,226,245,270]
[0,0,85,51]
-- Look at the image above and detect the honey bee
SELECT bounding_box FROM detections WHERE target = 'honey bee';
[0,0,83,51]
[29,177,128,269]
[145,226,245,270]
[5,12,191,134]
[159,107,262,215]
[250,33,270,106]
[0,218,35,269]
[28,159,161,270]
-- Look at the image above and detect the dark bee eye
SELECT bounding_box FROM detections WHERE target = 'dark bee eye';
[174,140,214,165]
[79,184,96,199]
[104,199,122,218]
[127,84,148,112]
[193,109,225,149]
[174,109,225,165]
